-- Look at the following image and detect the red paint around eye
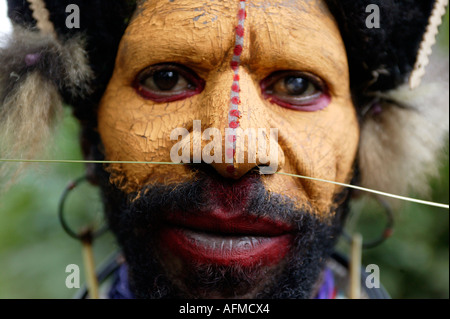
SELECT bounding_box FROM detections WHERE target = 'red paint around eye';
[260,72,331,112]
[134,64,205,103]
[135,85,204,103]
[268,94,331,112]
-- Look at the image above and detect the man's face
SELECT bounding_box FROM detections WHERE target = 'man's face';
[97,0,359,298]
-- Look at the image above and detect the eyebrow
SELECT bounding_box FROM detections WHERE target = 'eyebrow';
[120,6,239,76]
[244,12,348,95]
[122,33,231,77]
[120,1,348,95]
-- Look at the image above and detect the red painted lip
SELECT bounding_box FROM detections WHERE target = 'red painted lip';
[160,211,294,267]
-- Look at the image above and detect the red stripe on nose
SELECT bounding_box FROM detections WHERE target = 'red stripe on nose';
[229,121,239,129]
[225,1,247,177]
[230,109,241,117]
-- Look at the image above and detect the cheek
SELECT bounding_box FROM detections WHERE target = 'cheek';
[97,76,198,193]
[262,97,359,215]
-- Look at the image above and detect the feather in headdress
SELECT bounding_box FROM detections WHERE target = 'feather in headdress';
[0,0,93,184]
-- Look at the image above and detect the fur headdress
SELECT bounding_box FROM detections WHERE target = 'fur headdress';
[1,0,448,198]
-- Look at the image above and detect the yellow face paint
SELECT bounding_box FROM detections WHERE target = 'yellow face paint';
[97,0,359,217]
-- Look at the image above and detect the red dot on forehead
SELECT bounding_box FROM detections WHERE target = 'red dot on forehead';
[226,1,247,170]
[230,109,240,117]
[234,45,243,56]
[238,9,246,20]
[231,97,241,105]
[236,25,244,37]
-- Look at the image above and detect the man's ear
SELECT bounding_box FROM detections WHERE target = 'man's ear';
[78,125,105,186]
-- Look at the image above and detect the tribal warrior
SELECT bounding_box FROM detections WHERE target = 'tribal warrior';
[1,0,448,298]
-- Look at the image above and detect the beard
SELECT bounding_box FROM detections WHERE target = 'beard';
[97,165,350,299]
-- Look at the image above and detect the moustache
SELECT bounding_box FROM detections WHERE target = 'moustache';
[110,167,315,231]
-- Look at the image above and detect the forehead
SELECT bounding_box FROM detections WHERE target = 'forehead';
[122,0,347,82]
[132,0,332,23]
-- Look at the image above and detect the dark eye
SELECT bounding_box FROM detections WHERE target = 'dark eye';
[135,63,205,102]
[152,70,180,90]
[260,71,330,111]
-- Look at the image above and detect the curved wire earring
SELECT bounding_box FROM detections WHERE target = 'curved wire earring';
[58,175,109,299]
[343,197,394,249]
[58,175,108,241]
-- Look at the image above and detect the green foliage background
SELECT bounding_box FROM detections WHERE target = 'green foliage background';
[0,12,448,299]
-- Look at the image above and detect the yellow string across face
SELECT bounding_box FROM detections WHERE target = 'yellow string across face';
[2,0,448,212]
[0,159,448,209]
